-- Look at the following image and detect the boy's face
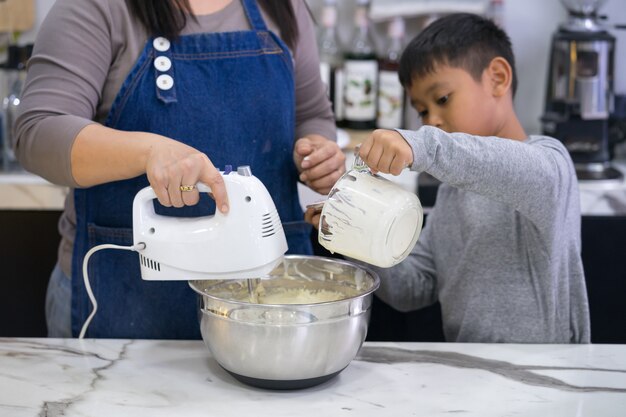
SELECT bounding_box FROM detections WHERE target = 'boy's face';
[408,64,501,136]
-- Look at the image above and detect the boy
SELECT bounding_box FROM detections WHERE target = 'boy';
[307,13,590,343]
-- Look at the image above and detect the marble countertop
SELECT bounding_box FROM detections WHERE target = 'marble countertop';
[0,171,67,210]
[1,338,625,416]
[2,157,626,215]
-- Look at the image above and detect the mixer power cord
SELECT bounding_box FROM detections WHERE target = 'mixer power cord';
[79,243,146,339]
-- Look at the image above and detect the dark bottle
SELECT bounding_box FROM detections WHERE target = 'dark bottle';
[377,17,405,130]
[318,0,344,125]
[343,0,378,130]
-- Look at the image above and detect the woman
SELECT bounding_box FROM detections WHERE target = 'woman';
[14,0,344,339]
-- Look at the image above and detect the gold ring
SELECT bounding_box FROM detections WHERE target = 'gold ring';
[179,185,196,192]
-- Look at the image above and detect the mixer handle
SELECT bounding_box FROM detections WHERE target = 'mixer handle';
[136,183,214,199]
[196,183,212,194]
[133,182,225,220]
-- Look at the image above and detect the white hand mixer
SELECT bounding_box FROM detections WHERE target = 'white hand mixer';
[79,166,288,337]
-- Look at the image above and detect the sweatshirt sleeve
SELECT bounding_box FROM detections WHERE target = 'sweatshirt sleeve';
[398,126,577,232]
[292,0,336,141]
[367,210,439,312]
[13,0,114,187]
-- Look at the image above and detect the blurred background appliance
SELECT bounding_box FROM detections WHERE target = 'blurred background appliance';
[0,0,35,171]
[1,43,31,171]
[542,0,625,181]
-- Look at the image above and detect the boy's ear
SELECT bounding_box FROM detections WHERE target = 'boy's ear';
[487,57,513,98]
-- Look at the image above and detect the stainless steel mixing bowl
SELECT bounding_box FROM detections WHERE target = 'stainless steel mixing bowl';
[189,255,380,390]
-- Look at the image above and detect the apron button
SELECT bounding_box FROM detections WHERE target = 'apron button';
[153,37,171,52]
[154,56,172,72]
[156,74,174,90]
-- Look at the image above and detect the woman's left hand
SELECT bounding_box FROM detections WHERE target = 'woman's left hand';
[294,134,345,195]
[304,205,322,229]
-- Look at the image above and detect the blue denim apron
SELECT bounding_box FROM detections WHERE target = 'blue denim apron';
[71,0,312,339]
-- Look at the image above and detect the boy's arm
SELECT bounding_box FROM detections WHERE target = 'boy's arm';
[370,126,575,230]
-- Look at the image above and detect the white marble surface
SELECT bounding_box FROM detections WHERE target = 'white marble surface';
[1,160,626,215]
[1,338,625,417]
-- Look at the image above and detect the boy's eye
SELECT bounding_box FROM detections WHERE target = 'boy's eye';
[436,95,449,105]
[417,109,428,118]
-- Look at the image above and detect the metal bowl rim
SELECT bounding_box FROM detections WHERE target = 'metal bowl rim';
[188,254,380,308]
[200,306,372,327]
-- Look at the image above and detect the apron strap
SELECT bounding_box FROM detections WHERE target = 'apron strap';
[241,0,269,32]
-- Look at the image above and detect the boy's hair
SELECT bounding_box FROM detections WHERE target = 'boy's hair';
[399,13,518,97]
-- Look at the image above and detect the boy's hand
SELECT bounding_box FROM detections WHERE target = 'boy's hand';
[359,129,413,175]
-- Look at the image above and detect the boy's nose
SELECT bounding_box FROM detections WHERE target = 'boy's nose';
[425,113,443,128]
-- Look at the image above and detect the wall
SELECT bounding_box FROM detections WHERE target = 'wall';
[14,0,626,134]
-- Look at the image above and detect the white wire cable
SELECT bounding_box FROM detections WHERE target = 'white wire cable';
[79,243,145,339]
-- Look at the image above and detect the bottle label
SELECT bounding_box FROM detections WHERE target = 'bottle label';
[377,70,404,129]
[322,7,337,28]
[319,62,331,94]
[344,60,378,121]
[334,68,344,122]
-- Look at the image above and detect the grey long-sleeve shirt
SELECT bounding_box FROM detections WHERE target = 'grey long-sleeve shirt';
[369,126,590,343]
[14,0,335,277]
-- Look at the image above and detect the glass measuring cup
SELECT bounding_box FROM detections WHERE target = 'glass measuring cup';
[312,149,423,268]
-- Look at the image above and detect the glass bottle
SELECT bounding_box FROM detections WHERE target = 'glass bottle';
[487,0,505,28]
[377,17,405,130]
[343,0,378,130]
[318,0,344,125]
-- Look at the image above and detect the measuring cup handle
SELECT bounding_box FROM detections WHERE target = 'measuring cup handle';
[197,183,212,194]
[352,144,370,172]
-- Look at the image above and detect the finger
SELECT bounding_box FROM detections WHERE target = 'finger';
[304,207,321,229]
[167,166,185,208]
[304,207,316,224]
[377,147,396,174]
[294,138,314,169]
[363,140,383,172]
[294,137,313,157]
[304,142,342,168]
[312,213,321,228]
[359,129,384,162]
[389,154,408,176]
[150,170,172,207]
[180,159,201,207]
[305,168,344,195]
[300,151,345,182]
[358,140,371,161]
[198,155,229,213]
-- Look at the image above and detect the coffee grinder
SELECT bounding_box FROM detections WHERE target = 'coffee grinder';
[542,0,622,181]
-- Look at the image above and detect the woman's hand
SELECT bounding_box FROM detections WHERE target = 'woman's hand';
[304,203,323,229]
[71,124,228,212]
[294,134,345,195]
[359,129,413,175]
[145,136,229,213]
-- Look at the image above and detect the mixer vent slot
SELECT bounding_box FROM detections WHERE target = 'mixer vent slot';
[140,254,161,271]
[261,210,281,238]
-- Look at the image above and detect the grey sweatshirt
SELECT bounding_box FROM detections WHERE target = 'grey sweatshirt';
[14,0,335,277]
[369,126,590,343]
